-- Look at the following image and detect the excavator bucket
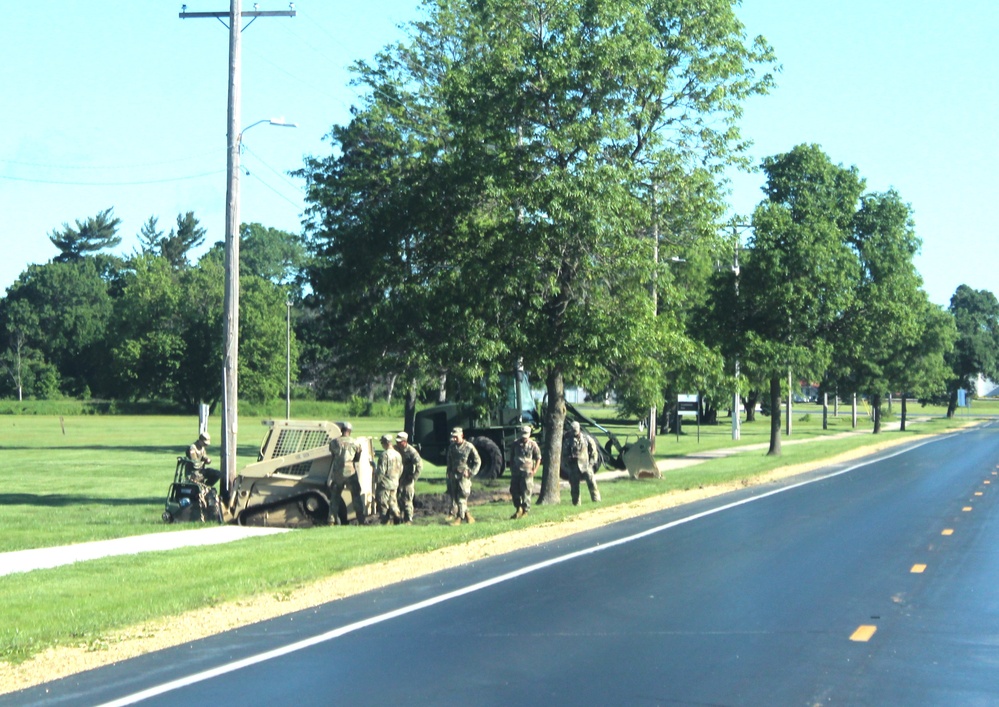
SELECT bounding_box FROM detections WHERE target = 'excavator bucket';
[621,437,661,479]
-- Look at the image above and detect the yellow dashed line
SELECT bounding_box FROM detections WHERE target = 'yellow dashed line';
[911,564,927,573]
[975,492,984,496]
[850,625,877,642]
[963,506,973,512]
[942,529,954,536]
[985,480,991,485]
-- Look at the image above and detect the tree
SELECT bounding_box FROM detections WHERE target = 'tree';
[162,212,207,269]
[301,0,776,501]
[0,259,114,397]
[135,212,206,268]
[834,189,924,433]
[136,216,165,255]
[945,285,999,417]
[740,144,865,454]
[238,222,307,288]
[893,299,956,430]
[49,207,122,262]
[106,254,185,401]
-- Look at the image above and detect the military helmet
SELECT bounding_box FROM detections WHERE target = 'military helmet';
[570,421,581,433]
[450,427,463,438]
[339,421,353,433]
[199,431,211,444]
[519,425,531,438]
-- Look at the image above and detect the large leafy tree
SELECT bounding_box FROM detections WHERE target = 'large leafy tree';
[893,299,956,430]
[834,189,924,433]
[740,144,865,455]
[0,259,114,397]
[107,254,185,401]
[945,285,999,417]
[301,0,776,501]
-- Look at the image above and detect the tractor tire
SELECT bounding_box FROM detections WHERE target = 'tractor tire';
[471,436,504,479]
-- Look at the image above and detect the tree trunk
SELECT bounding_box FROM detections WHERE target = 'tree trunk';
[871,392,882,434]
[767,375,782,456]
[900,395,907,432]
[437,373,448,404]
[404,378,418,438]
[536,367,566,505]
[385,373,397,405]
[946,387,958,418]
[744,390,759,422]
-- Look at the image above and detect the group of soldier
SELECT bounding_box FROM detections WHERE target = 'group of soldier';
[187,417,601,527]
[326,421,423,526]
[439,420,601,525]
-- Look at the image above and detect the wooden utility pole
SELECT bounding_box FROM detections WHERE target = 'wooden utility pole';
[180,2,296,501]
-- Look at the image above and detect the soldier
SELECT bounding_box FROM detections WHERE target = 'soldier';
[375,434,403,525]
[446,427,480,525]
[395,431,422,524]
[565,421,601,506]
[509,425,541,519]
[184,431,221,522]
[327,421,366,525]
[186,432,222,486]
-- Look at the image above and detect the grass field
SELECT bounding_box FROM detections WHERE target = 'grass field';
[0,402,986,665]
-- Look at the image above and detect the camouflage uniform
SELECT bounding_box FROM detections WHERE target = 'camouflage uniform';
[446,430,480,523]
[328,431,365,525]
[509,427,541,518]
[396,434,423,523]
[565,426,600,505]
[186,433,221,522]
[375,437,403,524]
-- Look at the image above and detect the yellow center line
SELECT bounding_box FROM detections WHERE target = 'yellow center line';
[963,506,973,512]
[942,528,954,536]
[850,625,877,642]
[911,564,927,573]
[975,492,984,496]
[985,480,991,485]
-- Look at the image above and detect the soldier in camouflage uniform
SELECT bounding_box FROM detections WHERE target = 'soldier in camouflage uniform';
[327,421,366,525]
[446,427,480,524]
[187,432,222,486]
[509,425,541,519]
[565,421,600,506]
[395,431,422,524]
[375,434,403,524]
[186,431,221,521]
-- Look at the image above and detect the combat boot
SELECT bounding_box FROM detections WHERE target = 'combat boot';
[464,512,475,524]
[510,509,522,520]
[450,516,463,526]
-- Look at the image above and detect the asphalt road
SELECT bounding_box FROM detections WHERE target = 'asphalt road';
[9,424,999,706]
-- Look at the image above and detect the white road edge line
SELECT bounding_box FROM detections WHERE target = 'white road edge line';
[98,434,950,706]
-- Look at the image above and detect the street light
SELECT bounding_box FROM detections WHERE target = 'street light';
[220,116,297,501]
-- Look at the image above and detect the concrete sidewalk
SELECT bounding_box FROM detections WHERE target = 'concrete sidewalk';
[0,526,288,577]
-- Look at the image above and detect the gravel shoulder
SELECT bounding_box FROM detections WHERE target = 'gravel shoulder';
[0,430,954,694]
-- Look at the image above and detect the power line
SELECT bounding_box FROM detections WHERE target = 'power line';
[0,150,226,171]
[241,142,303,192]
[0,169,225,186]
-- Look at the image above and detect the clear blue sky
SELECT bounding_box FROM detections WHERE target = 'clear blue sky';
[1,1,995,307]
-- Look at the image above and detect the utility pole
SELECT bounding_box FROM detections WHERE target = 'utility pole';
[727,220,751,440]
[180,2,296,502]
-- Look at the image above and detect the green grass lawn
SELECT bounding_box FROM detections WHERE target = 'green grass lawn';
[0,407,977,664]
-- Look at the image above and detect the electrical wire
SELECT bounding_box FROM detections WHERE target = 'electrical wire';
[0,169,225,187]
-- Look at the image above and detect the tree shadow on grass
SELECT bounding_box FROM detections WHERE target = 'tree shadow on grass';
[0,494,162,507]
